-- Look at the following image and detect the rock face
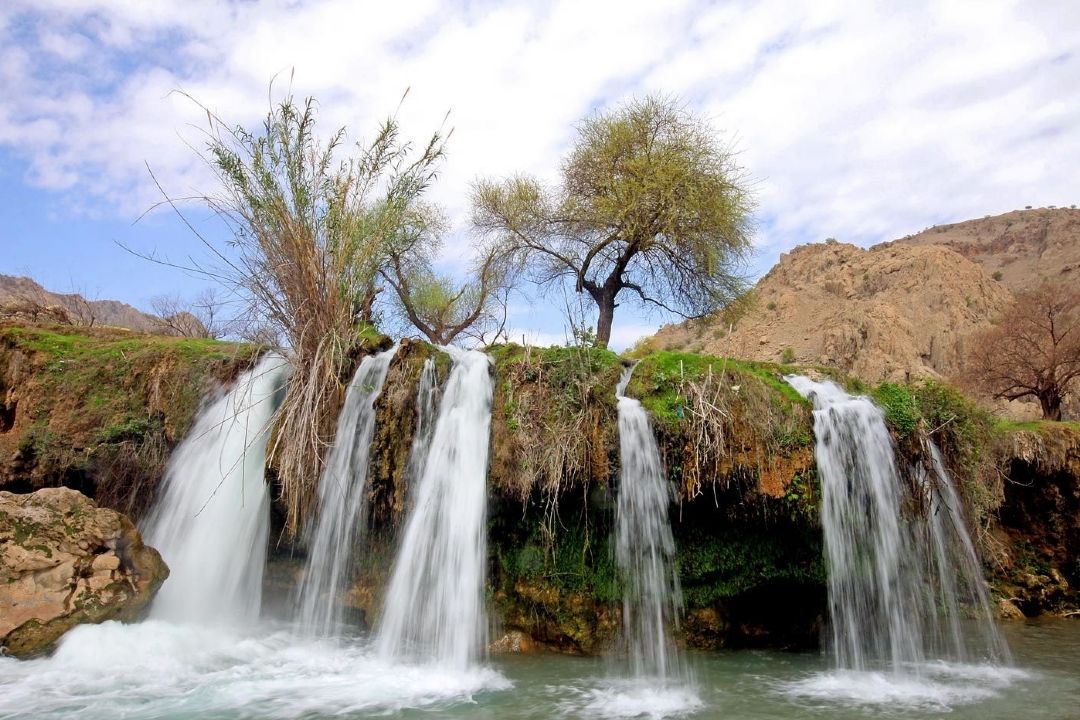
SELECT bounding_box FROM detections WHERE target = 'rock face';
[654,240,1011,383]
[895,207,1080,292]
[0,487,168,658]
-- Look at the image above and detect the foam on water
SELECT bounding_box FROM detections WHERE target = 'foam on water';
[0,621,510,720]
[559,679,704,719]
[779,661,1029,711]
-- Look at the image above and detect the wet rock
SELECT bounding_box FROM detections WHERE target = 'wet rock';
[0,487,168,658]
[997,598,1025,620]
[489,629,542,654]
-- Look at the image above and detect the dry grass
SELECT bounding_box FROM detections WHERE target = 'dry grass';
[141,92,447,534]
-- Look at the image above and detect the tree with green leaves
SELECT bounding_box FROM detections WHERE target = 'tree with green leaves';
[471,95,754,347]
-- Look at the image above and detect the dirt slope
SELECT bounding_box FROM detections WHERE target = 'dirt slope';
[0,275,161,333]
[653,240,1012,383]
[893,207,1080,291]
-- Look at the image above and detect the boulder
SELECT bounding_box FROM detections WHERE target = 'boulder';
[0,487,168,658]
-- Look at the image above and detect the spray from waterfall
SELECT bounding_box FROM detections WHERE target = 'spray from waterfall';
[144,353,289,625]
[376,348,493,669]
[785,376,1008,673]
[296,345,398,635]
[614,364,686,682]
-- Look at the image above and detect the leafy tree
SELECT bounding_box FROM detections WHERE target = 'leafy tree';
[471,95,754,347]
[964,282,1080,420]
[378,206,514,345]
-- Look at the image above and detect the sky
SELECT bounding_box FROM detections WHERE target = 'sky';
[1,0,1078,349]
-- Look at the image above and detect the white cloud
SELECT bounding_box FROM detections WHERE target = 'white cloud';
[2,0,1079,336]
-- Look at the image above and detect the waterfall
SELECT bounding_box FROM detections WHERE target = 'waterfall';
[403,357,440,489]
[296,345,397,636]
[614,364,685,681]
[786,376,1008,673]
[144,353,289,625]
[919,440,1011,664]
[376,348,493,669]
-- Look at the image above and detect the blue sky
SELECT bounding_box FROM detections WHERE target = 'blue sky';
[2,0,1078,349]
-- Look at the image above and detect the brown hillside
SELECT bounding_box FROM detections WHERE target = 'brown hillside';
[893,207,1080,291]
[652,241,1012,383]
[0,275,162,333]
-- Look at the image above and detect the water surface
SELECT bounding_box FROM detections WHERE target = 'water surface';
[2,620,1076,719]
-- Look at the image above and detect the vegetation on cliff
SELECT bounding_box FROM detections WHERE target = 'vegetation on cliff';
[0,324,258,517]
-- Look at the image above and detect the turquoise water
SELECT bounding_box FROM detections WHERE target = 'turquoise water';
[1,619,1077,719]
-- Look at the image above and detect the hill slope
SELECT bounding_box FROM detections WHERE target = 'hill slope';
[0,275,161,333]
[652,241,1011,383]
[893,207,1080,290]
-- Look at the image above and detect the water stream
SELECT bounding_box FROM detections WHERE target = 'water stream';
[144,353,289,624]
[608,364,699,712]
[0,362,1055,719]
[784,376,1012,704]
[295,345,398,636]
[375,348,493,668]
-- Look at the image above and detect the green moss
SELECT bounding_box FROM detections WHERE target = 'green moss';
[674,514,824,607]
[994,419,1080,433]
[871,382,918,437]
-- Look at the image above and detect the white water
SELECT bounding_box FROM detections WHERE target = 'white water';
[0,620,510,719]
[403,357,440,489]
[614,365,685,682]
[918,440,1012,663]
[784,376,1014,707]
[295,346,398,636]
[376,348,493,669]
[0,349,509,719]
[144,353,289,624]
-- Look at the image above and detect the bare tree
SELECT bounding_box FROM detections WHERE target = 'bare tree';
[65,285,99,328]
[964,281,1080,420]
[151,288,232,339]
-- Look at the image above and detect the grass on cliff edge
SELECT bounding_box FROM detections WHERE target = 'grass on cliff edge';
[0,324,260,513]
[1,325,258,438]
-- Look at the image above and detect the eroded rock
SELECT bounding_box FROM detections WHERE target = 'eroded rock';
[0,487,168,658]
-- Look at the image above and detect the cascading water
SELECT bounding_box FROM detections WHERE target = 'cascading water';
[295,345,397,636]
[785,376,1009,676]
[403,357,440,488]
[918,440,1011,664]
[376,348,493,669]
[613,364,685,681]
[144,353,289,624]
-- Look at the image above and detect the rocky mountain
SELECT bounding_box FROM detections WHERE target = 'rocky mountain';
[653,240,1012,383]
[653,208,1080,386]
[0,274,161,333]
[893,207,1080,291]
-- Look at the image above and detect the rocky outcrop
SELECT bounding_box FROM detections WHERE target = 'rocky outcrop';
[0,487,168,658]
[895,207,1080,292]
[991,425,1080,616]
[653,240,1012,384]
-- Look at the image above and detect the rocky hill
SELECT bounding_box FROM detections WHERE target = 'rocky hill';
[0,275,162,333]
[893,207,1080,291]
[653,240,1012,383]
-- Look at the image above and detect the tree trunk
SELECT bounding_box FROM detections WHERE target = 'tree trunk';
[1039,390,1063,421]
[595,292,615,348]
